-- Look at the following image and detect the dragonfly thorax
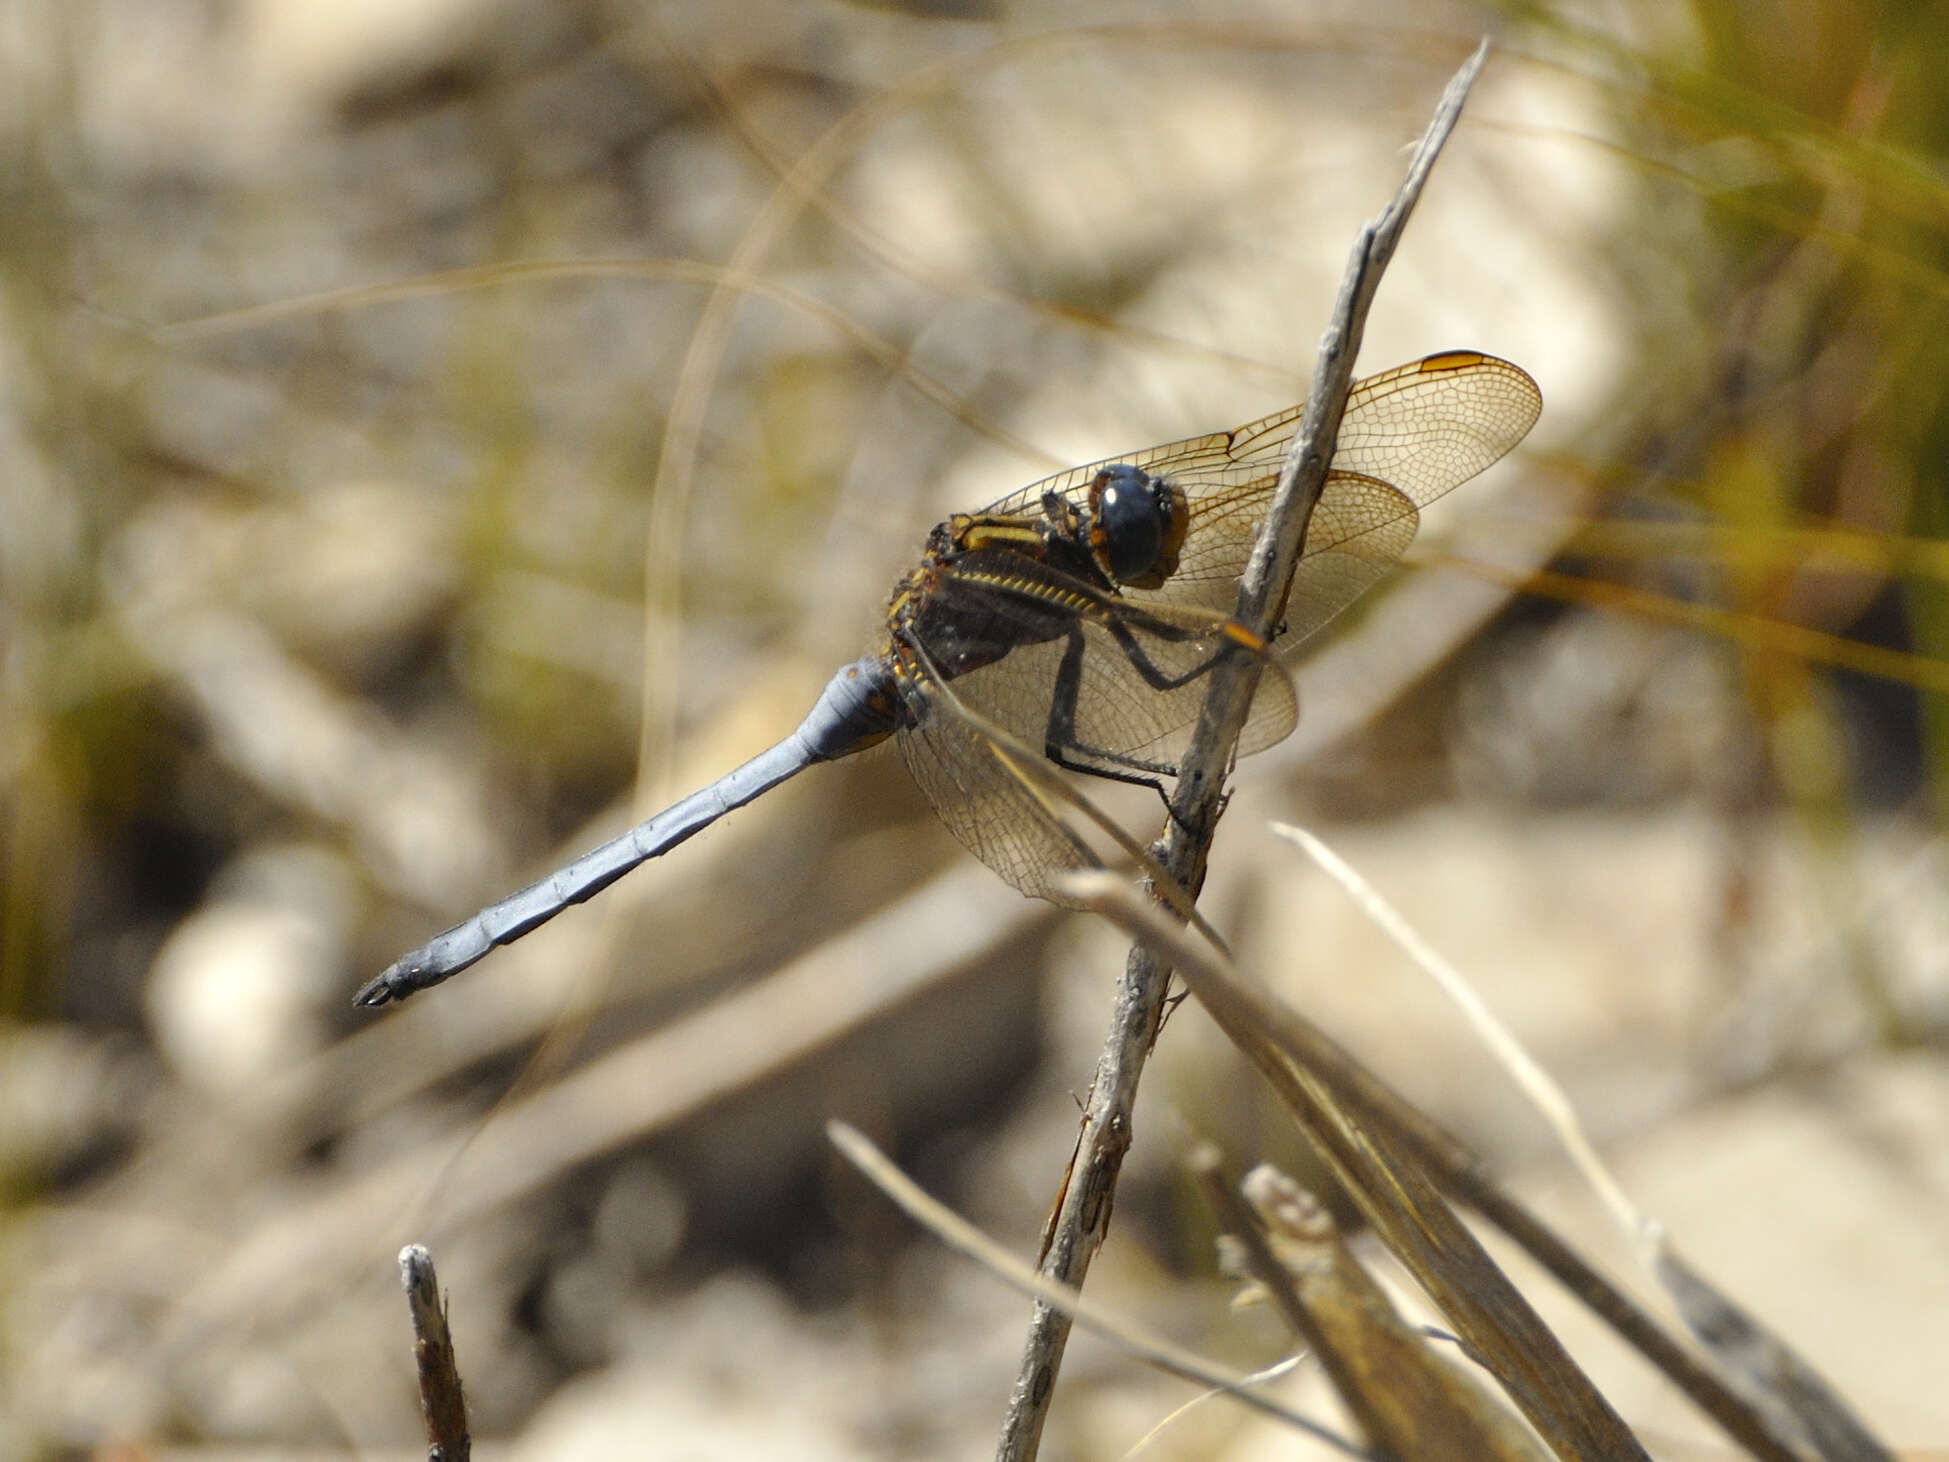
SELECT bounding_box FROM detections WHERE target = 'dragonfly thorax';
[1087,464,1187,590]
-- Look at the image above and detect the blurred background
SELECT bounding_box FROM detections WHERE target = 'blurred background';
[3,0,1946,1457]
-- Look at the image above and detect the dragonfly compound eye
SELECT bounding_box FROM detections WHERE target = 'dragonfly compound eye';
[1090,464,1186,589]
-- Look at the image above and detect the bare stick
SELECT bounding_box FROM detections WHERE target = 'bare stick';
[994,39,1492,1461]
[398,1245,471,1462]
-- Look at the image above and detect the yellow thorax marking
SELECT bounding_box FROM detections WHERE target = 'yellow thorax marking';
[955,516,1045,554]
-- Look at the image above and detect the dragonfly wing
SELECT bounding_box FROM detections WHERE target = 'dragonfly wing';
[1281,470,1419,645]
[1236,652,1301,756]
[1223,352,1541,496]
[1168,352,1542,635]
[1055,608,1298,769]
[1324,352,1542,505]
[952,351,1539,665]
[894,659,1101,905]
[1008,353,1540,624]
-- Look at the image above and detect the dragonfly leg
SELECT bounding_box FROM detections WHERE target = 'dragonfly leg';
[1040,623,1179,791]
[1042,605,1266,782]
[1101,611,1252,693]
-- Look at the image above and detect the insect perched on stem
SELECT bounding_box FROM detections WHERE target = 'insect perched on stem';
[357,349,1540,1008]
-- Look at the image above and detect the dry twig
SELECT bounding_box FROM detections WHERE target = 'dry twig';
[995,39,1494,1460]
[397,1245,470,1462]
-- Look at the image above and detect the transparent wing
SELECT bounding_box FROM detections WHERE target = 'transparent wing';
[974,352,1542,632]
[894,638,1287,908]
[1054,613,1298,771]
[893,657,1104,906]
[1279,470,1420,644]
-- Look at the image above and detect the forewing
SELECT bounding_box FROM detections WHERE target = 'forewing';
[969,353,1539,631]
[1175,353,1542,612]
[1309,351,1542,516]
[1280,470,1419,645]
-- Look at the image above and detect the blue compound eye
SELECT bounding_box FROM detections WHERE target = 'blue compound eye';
[1091,464,1182,587]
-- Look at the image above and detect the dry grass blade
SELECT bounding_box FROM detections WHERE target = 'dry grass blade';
[1063,869,1650,1461]
[1275,824,1899,1462]
[1059,868,1845,1462]
[1195,1148,1550,1462]
[825,1122,1378,1460]
[1651,1250,1896,1462]
[996,41,1495,1460]
[1273,823,1647,1242]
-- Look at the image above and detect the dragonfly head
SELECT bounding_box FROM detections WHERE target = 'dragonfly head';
[1088,464,1187,590]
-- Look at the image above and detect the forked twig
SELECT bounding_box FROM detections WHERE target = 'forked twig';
[995,39,1493,1461]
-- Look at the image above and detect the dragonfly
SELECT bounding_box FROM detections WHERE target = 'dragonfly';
[355,350,1541,1007]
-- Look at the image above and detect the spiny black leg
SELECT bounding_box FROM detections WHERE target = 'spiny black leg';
[1038,621,1260,788]
[1102,615,1245,693]
[1041,624,1174,789]
[1042,620,1089,763]
[1048,744,1178,793]
[1026,599,1270,789]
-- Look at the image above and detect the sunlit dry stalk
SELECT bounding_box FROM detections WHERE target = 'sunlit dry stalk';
[996,42,1494,1461]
